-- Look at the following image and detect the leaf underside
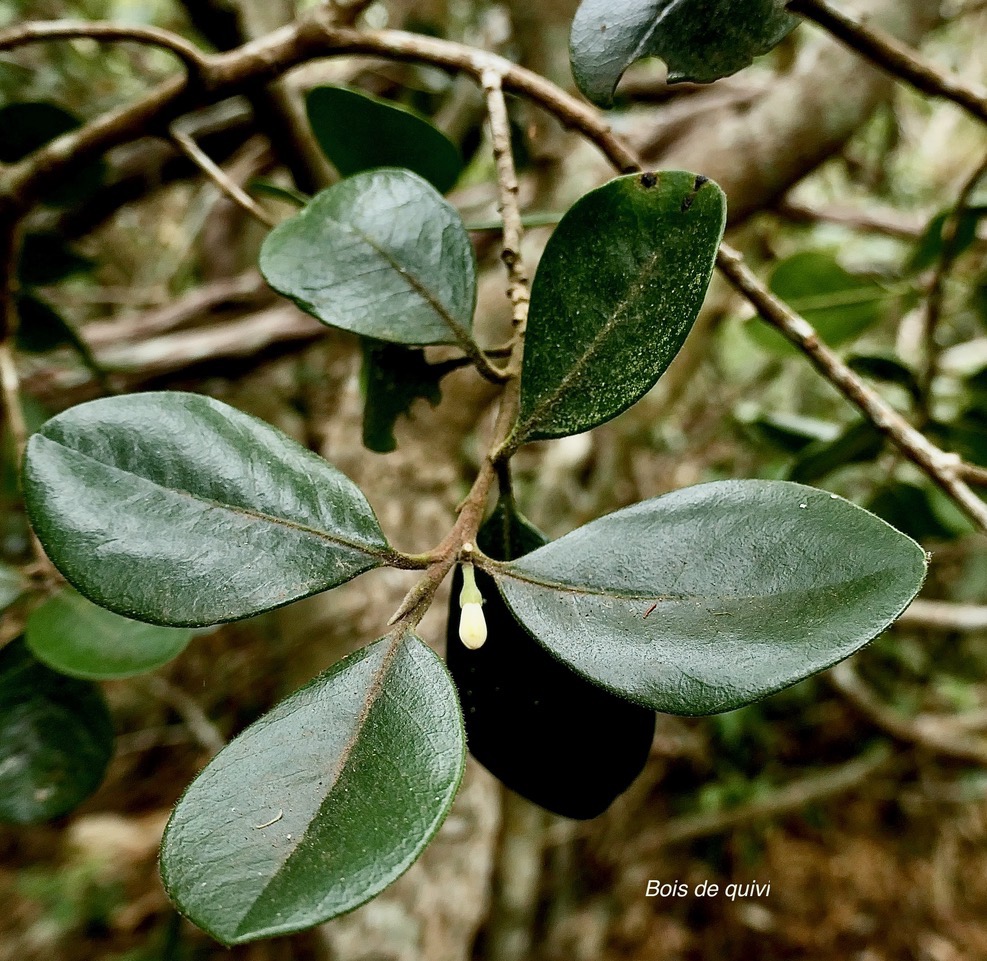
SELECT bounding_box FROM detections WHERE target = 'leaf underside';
[0,638,113,824]
[447,500,654,819]
[26,588,194,679]
[494,480,926,715]
[259,168,477,346]
[160,633,465,945]
[570,0,798,106]
[23,391,391,626]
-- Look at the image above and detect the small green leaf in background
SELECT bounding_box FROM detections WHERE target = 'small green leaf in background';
[493,480,926,715]
[26,588,194,679]
[361,340,456,453]
[447,498,654,819]
[787,419,884,484]
[0,101,106,207]
[511,171,725,445]
[260,169,477,347]
[736,410,840,456]
[307,86,463,194]
[909,206,985,274]
[747,251,888,355]
[23,392,395,627]
[866,482,966,543]
[569,0,797,106]
[15,294,106,382]
[847,353,921,404]
[160,632,464,945]
[18,232,93,287]
[0,637,113,824]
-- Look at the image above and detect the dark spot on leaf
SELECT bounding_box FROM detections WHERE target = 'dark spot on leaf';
[681,176,709,213]
[640,172,658,189]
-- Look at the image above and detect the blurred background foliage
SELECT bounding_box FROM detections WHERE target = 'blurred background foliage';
[2,0,987,959]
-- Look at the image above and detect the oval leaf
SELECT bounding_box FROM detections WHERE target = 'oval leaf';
[448,500,654,819]
[160,632,465,945]
[26,588,194,679]
[570,0,798,106]
[747,251,888,355]
[307,86,463,193]
[512,172,725,445]
[493,480,926,715]
[260,168,477,346]
[23,392,393,627]
[0,638,113,824]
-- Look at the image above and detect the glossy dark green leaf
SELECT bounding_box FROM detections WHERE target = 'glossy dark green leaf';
[788,419,884,483]
[260,169,477,346]
[307,86,463,194]
[492,480,926,715]
[448,499,654,819]
[570,0,797,106]
[0,102,105,206]
[160,632,464,945]
[0,638,113,824]
[23,392,394,627]
[361,340,453,453]
[512,171,725,445]
[18,232,94,287]
[748,251,887,355]
[26,588,194,679]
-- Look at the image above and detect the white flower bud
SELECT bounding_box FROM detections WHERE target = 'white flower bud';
[459,601,487,649]
[458,560,486,649]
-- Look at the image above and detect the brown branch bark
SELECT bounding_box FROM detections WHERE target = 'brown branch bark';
[788,0,987,126]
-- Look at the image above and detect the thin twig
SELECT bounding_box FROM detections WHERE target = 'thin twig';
[777,199,927,241]
[787,0,987,126]
[481,69,531,341]
[918,151,987,405]
[0,221,27,471]
[144,675,226,757]
[898,599,987,632]
[0,20,208,75]
[829,661,987,766]
[170,126,277,228]
[716,241,987,531]
[652,745,893,848]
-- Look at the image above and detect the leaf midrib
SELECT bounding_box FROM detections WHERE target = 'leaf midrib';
[37,435,392,562]
[496,564,899,606]
[231,633,405,940]
[326,213,475,352]
[515,246,664,440]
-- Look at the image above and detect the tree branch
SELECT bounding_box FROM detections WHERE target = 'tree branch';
[715,241,987,531]
[787,0,987,126]
[0,19,209,75]
[651,745,893,848]
[481,69,531,347]
[829,661,987,766]
[170,125,277,227]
